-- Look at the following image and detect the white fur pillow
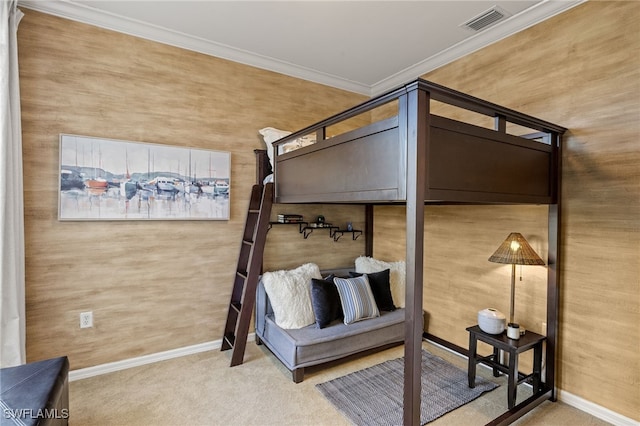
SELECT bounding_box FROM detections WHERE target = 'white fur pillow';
[262,263,322,329]
[281,135,316,153]
[259,127,317,166]
[355,256,406,308]
[259,127,291,168]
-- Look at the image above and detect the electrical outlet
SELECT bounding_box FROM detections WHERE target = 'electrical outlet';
[80,311,93,329]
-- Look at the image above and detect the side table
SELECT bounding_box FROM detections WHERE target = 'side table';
[466,325,545,409]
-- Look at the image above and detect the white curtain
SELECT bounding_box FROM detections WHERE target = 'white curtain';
[0,0,25,367]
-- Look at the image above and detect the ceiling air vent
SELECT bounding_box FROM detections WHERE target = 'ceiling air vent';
[462,6,509,32]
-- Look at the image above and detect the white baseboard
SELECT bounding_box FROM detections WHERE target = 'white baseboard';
[425,338,638,426]
[69,333,255,381]
[557,390,639,426]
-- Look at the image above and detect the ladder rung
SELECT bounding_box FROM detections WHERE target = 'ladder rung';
[248,209,260,214]
[224,333,235,348]
[242,240,254,246]
[230,302,241,313]
[237,271,247,279]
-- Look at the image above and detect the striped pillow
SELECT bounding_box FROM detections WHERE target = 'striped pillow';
[333,275,380,324]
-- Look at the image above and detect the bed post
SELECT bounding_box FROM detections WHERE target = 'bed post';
[365,204,374,257]
[546,132,562,401]
[254,149,272,185]
[403,84,428,426]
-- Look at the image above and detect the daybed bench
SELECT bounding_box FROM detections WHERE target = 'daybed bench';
[255,263,408,383]
[256,279,404,383]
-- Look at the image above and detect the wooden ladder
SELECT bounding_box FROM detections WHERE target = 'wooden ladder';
[221,182,273,366]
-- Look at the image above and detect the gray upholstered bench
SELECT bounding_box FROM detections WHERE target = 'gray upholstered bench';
[255,278,405,382]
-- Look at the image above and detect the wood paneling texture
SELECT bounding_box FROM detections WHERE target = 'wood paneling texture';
[374,1,639,420]
[263,204,365,272]
[374,204,548,372]
[18,10,366,370]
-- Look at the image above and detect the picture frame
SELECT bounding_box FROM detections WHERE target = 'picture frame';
[58,134,231,220]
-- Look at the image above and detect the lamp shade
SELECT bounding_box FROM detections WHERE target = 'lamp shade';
[488,233,545,265]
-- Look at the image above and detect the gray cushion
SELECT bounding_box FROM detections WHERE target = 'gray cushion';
[259,309,405,369]
[334,275,380,324]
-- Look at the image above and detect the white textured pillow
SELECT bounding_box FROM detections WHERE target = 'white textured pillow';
[355,256,406,308]
[262,263,321,329]
[281,135,316,153]
[258,127,291,168]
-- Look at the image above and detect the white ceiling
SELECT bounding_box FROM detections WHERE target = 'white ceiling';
[18,0,583,96]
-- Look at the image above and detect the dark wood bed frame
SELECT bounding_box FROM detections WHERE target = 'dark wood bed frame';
[265,79,566,426]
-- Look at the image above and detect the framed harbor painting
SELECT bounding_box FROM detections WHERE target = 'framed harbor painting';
[58,134,231,220]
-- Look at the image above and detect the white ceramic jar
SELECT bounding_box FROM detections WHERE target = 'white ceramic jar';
[477,308,506,334]
[507,323,521,339]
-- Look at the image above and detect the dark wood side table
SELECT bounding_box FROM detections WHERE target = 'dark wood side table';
[466,325,546,409]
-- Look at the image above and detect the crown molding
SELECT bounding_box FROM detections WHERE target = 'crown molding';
[18,0,585,98]
[370,0,587,96]
[17,0,371,95]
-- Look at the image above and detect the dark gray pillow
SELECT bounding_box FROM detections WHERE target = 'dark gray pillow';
[310,276,343,329]
[349,269,396,311]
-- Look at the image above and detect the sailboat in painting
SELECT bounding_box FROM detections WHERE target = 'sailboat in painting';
[214,180,229,196]
[119,149,138,200]
[185,150,203,194]
[84,177,108,188]
[85,144,108,189]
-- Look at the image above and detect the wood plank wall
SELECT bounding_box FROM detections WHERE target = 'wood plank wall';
[264,204,365,272]
[18,10,366,370]
[373,1,639,420]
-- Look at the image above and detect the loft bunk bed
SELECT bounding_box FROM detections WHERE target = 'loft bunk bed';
[269,79,565,426]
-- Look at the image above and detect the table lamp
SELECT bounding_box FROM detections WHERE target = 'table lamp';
[488,233,545,329]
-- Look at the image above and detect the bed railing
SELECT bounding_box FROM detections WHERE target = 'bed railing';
[272,78,566,205]
[272,79,566,158]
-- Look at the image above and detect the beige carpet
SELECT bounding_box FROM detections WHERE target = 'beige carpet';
[69,341,610,425]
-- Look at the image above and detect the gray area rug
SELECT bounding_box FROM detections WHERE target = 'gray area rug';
[316,350,498,425]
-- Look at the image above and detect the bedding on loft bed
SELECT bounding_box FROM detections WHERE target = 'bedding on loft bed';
[267,79,564,205]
